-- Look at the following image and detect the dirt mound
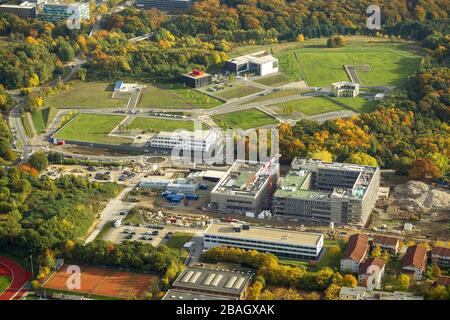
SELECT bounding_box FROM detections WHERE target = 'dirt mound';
[393,181,450,210]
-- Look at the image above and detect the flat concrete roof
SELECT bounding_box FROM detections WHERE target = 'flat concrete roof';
[274,170,330,200]
[205,223,322,246]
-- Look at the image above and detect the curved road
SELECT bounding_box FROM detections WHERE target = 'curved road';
[0,256,31,300]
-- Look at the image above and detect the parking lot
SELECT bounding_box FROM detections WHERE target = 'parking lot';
[103,222,205,248]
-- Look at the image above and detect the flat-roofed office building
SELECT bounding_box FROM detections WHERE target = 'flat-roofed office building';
[273,158,380,226]
[204,223,324,260]
[210,158,279,214]
[0,2,37,19]
[171,266,252,299]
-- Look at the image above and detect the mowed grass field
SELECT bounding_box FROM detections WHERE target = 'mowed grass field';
[45,82,128,109]
[165,232,194,249]
[213,108,278,130]
[253,73,294,87]
[213,84,263,100]
[332,96,379,113]
[137,84,194,109]
[54,113,130,145]
[269,96,344,115]
[126,117,205,132]
[161,83,223,109]
[278,42,422,86]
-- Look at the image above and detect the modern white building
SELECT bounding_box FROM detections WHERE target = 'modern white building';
[226,51,279,77]
[139,177,196,194]
[204,223,324,260]
[331,81,360,97]
[149,129,220,152]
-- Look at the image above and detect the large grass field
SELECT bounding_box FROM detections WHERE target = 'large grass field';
[45,82,128,109]
[165,232,194,249]
[137,84,194,109]
[332,96,379,113]
[31,109,46,134]
[163,84,223,109]
[278,42,421,86]
[213,108,279,130]
[126,117,205,132]
[213,84,263,100]
[253,73,294,87]
[54,113,130,145]
[269,96,344,115]
[248,89,302,103]
[0,275,11,294]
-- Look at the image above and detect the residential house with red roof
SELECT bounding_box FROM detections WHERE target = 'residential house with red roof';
[372,235,401,254]
[340,234,369,273]
[402,245,428,280]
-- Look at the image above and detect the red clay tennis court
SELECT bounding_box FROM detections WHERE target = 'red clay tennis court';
[43,265,159,299]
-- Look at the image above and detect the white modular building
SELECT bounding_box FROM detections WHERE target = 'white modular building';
[203,223,324,260]
[149,129,220,152]
[226,51,279,77]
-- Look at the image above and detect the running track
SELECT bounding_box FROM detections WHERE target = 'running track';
[0,256,31,300]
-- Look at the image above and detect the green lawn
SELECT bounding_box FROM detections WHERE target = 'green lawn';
[21,114,34,137]
[31,109,46,134]
[277,42,422,86]
[213,108,279,130]
[0,275,11,294]
[54,113,130,145]
[44,81,128,109]
[137,84,194,109]
[332,96,379,113]
[248,89,302,103]
[269,96,344,115]
[253,73,294,87]
[165,232,194,249]
[126,117,204,132]
[164,84,223,109]
[213,84,263,100]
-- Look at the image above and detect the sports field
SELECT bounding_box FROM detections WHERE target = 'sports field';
[44,82,128,109]
[54,113,130,145]
[213,108,278,130]
[127,117,205,132]
[278,43,421,86]
[269,96,344,115]
[43,265,158,300]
